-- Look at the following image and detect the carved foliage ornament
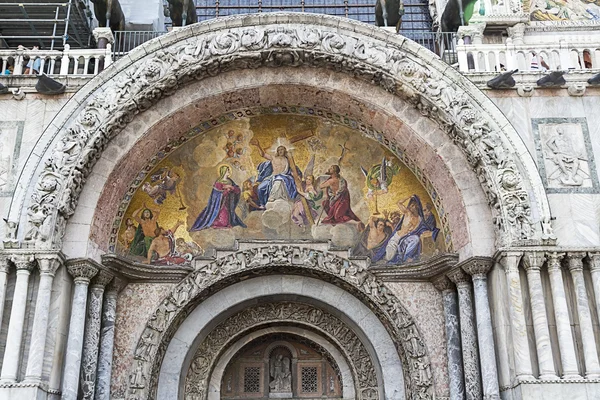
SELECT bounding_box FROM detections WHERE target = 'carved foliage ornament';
[24,18,542,249]
[127,246,433,400]
[183,302,377,400]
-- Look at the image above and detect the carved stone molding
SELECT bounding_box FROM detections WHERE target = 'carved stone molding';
[182,302,378,400]
[66,258,100,284]
[127,246,433,400]
[15,13,550,251]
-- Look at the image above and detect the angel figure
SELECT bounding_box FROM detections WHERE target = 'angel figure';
[361,157,400,214]
[291,154,323,228]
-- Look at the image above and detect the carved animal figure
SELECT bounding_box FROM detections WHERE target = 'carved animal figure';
[166,0,197,27]
[91,0,125,32]
[375,0,405,29]
[487,69,518,89]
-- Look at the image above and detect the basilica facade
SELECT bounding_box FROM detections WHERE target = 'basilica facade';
[1,2,600,400]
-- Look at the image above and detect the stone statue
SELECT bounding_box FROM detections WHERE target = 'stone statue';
[269,354,292,393]
[545,126,585,186]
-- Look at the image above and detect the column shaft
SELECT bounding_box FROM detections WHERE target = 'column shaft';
[0,257,9,334]
[546,252,580,379]
[0,257,34,382]
[523,253,558,380]
[589,254,600,341]
[442,289,466,400]
[95,284,121,400]
[500,252,534,380]
[24,256,61,382]
[567,253,600,378]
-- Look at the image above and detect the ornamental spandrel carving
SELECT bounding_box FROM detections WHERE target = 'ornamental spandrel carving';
[128,246,434,400]
[25,19,543,250]
[184,302,377,400]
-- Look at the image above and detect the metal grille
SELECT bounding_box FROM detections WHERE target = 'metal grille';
[244,366,261,393]
[301,366,318,393]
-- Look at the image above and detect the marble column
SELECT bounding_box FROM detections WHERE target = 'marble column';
[566,253,600,378]
[81,269,114,400]
[0,254,35,382]
[463,259,500,400]
[588,253,600,338]
[447,267,482,400]
[433,275,465,400]
[95,277,126,400]
[23,254,63,383]
[522,252,558,380]
[546,252,580,379]
[62,261,99,400]
[498,252,534,381]
[0,256,10,332]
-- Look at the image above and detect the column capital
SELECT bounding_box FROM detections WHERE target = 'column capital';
[522,251,546,272]
[10,254,35,272]
[566,252,586,272]
[589,252,600,272]
[91,269,114,289]
[432,275,455,292]
[546,252,565,271]
[92,27,114,44]
[497,251,523,273]
[66,259,99,284]
[447,267,471,285]
[0,255,10,273]
[107,276,127,294]
[35,254,63,277]
[461,257,494,278]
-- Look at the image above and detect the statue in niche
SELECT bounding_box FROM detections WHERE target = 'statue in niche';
[269,354,292,393]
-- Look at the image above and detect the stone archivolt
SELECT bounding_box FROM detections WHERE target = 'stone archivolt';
[128,245,433,400]
[184,302,377,400]
[15,13,550,252]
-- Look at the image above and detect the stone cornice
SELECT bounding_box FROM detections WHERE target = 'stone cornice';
[369,253,459,281]
[101,254,192,283]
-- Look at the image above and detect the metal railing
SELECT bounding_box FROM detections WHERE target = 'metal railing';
[112,31,168,59]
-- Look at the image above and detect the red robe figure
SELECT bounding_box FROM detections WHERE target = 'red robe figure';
[320,165,360,224]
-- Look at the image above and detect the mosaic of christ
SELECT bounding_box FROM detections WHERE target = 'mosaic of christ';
[116,114,446,267]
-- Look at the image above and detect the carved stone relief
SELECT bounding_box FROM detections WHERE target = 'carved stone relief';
[17,15,549,251]
[0,121,24,197]
[127,246,433,400]
[532,118,599,193]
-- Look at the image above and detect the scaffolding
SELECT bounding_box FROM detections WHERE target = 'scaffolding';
[0,1,94,50]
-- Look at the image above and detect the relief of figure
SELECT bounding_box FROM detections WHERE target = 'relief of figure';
[319,165,360,224]
[190,165,246,231]
[545,127,586,186]
[269,354,292,393]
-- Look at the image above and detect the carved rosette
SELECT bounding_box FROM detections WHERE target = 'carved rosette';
[183,302,378,400]
[23,15,545,251]
[127,246,433,400]
[66,260,99,284]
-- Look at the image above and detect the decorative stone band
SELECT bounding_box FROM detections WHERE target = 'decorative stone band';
[127,246,433,400]
[181,302,378,400]
[18,13,550,251]
[66,258,100,284]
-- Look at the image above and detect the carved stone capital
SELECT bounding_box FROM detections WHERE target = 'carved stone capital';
[446,267,471,285]
[432,275,455,292]
[92,27,114,45]
[522,251,546,272]
[507,23,526,45]
[66,259,99,284]
[546,252,565,271]
[0,255,10,274]
[10,254,36,272]
[565,252,586,272]
[588,252,600,272]
[497,251,523,273]
[457,23,486,44]
[106,276,127,295]
[35,254,62,277]
[461,257,494,279]
[91,268,114,288]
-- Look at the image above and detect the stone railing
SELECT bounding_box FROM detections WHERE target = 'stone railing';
[457,38,600,73]
[0,44,112,77]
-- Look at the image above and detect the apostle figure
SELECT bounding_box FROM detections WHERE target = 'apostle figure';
[129,203,161,257]
[269,354,292,392]
[190,165,246,231]
[250,139,300,207]
[319,165,360,224]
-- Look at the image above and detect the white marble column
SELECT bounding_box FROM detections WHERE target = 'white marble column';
[463,259,500,400]
[0,256,10,332]
[588,253,600,340]
[95,277,125,400]
[546,252,580,379]
[81,269,114,400]
[62,260,99,400]
[566,253,600,379]
[522,252,558,380]
[499,252,534,381]
[23,254,63,383]
[433,275,465,400]
[0,254,35,382]
[447,267,482,400]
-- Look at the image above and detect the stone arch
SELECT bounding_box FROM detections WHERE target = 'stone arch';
[208,326,356,400]
[9,12,552,253]
[128,246,431,399]
[264,340,299,360]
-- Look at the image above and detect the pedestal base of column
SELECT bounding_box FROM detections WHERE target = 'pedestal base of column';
[585,373,600,379]
[516,374,536,383]
[539,373,560,380]
[0,378,16,385]
[562,373,583,380]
